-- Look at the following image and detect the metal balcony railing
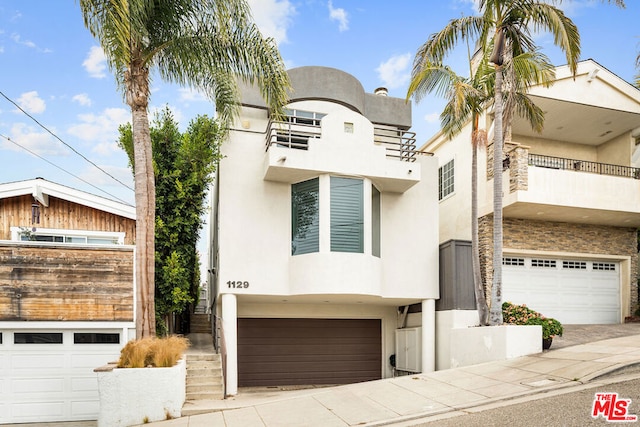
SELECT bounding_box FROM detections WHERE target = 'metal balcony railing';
[528,154,640,179]
[265,117,417,162]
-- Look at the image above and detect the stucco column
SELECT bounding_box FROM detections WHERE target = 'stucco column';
[221,293,238,396]
[421,299,436,372]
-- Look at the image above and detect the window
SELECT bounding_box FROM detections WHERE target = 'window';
[284,108,326,126]
[14,332,63,344]
[438,159,454,200]
[532,259,556,268]
[291,178,320,255]
[0,333,2,344]
[12,226,123,245]
[74,332,120,344]
[331,177,364,253]
[563,260,587,270]
[372,185,381,257]
[503,257,525,266]
[593,262,616,271]
[291,176,373,256]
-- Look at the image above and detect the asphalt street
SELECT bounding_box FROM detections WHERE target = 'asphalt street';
[409,373,640,427]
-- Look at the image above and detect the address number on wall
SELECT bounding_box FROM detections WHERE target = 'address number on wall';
[227,281,249,289]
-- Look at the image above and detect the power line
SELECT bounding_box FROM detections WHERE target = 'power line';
[0,133,133,206]
[0,89,135,192]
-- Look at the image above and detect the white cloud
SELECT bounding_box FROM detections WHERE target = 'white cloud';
[10,32,51,53]
[328,1,349,32]
[72,93,92,107]
[376,53,411,89]
[83,46,107,79]
[424,112,440,123]
[246,0,295,45]
[79,164,134,188]
[178,87,208,103]
[4,122,66,156]
[16,91,46,114]
[456,0,480,13]
[67,107,130,155]
[11,33,35,48]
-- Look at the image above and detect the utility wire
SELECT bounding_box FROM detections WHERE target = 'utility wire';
[0,133,133,206]
[0,89,135,192]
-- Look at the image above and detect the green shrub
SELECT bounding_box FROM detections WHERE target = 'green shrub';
[502,301,563,339]
[117,336,190,368]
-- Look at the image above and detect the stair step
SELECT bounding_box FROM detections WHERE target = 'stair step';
[187,383,223,393]
[187,353,219,361]
[187,374,222,384]
[186,391,225,401]
[187,358,220,366]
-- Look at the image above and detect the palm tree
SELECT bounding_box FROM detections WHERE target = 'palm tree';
[412,0,583,326]
[79,0,290,337]
[408,37,554,326]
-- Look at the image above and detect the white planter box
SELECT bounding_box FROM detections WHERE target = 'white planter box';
[449,325,541,369]
[95,359,186,427]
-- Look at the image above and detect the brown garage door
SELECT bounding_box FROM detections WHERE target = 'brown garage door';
[238,318,381,387]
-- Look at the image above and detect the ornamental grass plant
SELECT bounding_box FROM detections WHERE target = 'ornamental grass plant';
[502,301,563,340]
[117,336,190,368]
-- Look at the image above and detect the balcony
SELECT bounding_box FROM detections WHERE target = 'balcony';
[527,154,640,179]
[263,115,421,193]
[265,118,418,162]
[489,148,640,227]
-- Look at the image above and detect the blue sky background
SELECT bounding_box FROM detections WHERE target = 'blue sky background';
[0,0,639,206]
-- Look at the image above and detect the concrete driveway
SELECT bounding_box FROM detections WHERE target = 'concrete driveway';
[550,323,640,349]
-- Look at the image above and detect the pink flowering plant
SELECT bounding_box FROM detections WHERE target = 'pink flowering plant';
[502,302,563,340]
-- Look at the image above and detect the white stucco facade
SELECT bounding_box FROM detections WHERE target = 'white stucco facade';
[210,66,440,394]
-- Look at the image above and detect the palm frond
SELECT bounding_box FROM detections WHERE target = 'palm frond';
[525,2,581,75]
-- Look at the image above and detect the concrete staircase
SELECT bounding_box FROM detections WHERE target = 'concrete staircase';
[190,313,211,334]
[182,352,225,416]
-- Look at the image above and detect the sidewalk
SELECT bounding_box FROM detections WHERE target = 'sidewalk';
[144,332,640,427]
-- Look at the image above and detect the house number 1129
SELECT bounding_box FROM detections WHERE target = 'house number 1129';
[227,281,249,289]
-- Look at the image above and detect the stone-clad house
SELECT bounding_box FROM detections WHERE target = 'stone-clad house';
[423,60,640,339]
[0,178,136,424]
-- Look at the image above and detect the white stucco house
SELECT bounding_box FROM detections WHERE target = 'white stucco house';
[423,59,640,364]
[207,66,440,395]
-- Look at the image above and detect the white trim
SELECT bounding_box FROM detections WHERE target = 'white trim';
[0,178,135,219]
[0,321,135,329]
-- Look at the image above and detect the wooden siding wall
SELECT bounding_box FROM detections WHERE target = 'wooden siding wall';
[0,194,135,244]
[0,244,134,321]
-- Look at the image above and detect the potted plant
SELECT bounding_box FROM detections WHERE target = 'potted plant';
[95,336,190,427]
[502,302,563,349]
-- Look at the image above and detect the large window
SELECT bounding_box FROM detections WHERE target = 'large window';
[438,159,454,200]
[291,178,320,255]
[292,176,373,255]
[330,177,363,253]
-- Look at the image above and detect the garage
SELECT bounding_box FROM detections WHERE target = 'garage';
[237,318,381,387]
[503,257,620,324]
[0,329,123,424]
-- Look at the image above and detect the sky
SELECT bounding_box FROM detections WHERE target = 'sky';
[1,0,639,207]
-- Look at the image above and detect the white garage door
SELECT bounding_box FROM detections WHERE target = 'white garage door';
[503,257,620,324]
[0,329,123,424]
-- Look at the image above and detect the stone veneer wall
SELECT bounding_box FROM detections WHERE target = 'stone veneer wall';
[478,216,639,316]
